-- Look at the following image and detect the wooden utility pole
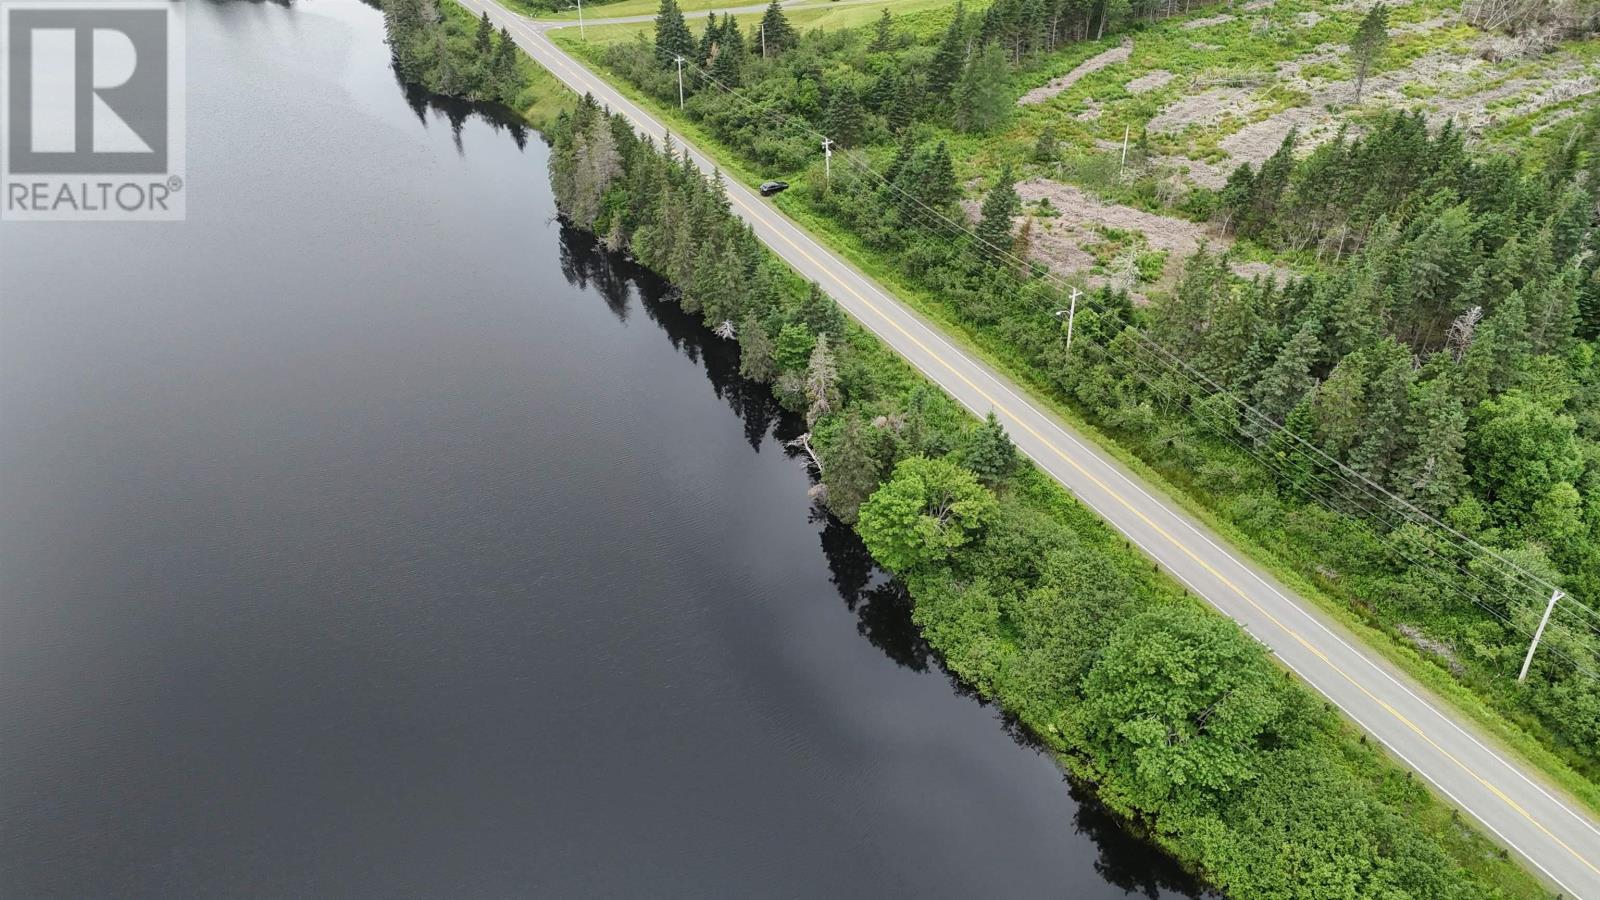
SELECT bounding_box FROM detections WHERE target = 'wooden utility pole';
[1519,589,1564,682]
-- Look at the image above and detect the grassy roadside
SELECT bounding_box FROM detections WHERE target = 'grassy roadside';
[549,26,1600,823]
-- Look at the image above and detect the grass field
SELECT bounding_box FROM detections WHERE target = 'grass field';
[543,0,967,41]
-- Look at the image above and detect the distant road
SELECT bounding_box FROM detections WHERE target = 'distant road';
[455,1,1600,892]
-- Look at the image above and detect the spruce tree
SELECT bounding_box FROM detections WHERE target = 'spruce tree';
[869,8,895,52]
[928,2,968,101]
[823,415,883,524]
[976,165,1020,264]
[825,86,863,147]
[961,411,1020,487]
[738,313,778,382]
[709,14,745,85]
[758,0,796,55]
[1395,373,1468,515]
[1218,163,1254,234]
[888,75,916,132]
[654,0,695,65]
[1251,322,1322,436]
[1349,3,1389,102]
[1033,126,1058,162]
[475,10,494,56]
[954,42,1010,133]
[1241,129,1298,238]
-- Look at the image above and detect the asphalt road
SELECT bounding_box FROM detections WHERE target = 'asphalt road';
[453,2,1600,892]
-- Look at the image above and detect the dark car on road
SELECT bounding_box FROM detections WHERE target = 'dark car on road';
[759,180,789,197]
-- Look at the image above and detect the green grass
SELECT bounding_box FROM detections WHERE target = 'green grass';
[543,0,966,42]
[548,32,1600,830]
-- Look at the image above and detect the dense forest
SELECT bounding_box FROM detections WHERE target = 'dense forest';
[547,94,1549,898]
[587,0,1600,789]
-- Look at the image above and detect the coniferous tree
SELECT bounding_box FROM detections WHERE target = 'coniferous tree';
[709,14,745,85]
[1395,372,1468,515]
[738,312,778,382]
[825,85,864,147]
[961,412,1020,486]
[805,334,841,426]
[869,8,896,52]
[823,415,883,524]
[654,0,695,65]
[954,42,1010,132]
[758,0,796,55]
[1251,322,1322,436]
[928,2,968,101]
[888,74,917,132]
[492,27,522,101]
[1033,126,1059,162]
[976,166,1020,264]
[1349,4,1390,102]
[475,10,494,55]
[1240,129,1298,239]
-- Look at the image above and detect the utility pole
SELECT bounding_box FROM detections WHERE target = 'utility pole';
[577,0,585,39]
[675,56,685,109]
[760,23,767,58]
[822,137,833,182]
[1118,124,1130,175]
[1519,589,1564,682]
[1055,287,1083,355]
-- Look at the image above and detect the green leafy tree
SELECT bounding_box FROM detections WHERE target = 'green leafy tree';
[1468,391,1584,525]
[857,456,999,573]
[1076,604,1285,814]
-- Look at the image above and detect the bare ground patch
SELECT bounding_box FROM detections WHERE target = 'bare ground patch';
[1018,42,1133,106]
[1219,106,1335,164]
[1127,69,1176,94]
[1148,86,1260,133]
[1182,13,1236,29]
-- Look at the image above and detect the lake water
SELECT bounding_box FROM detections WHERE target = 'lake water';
[0,1,1207,896]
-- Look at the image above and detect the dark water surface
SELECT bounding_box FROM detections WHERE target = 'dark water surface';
[0,2,1208,896]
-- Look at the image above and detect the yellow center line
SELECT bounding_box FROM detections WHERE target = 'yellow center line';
[717,187,1600,880]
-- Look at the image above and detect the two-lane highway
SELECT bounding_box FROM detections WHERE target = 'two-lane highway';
[453,2,1600,892]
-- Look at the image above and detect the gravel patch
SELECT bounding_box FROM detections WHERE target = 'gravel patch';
[1182,13,1236,29]
[1017,43,1133,106]
[1148,87,1258,134]
[1219,107,1330,164]
[1127,70,1175,94]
